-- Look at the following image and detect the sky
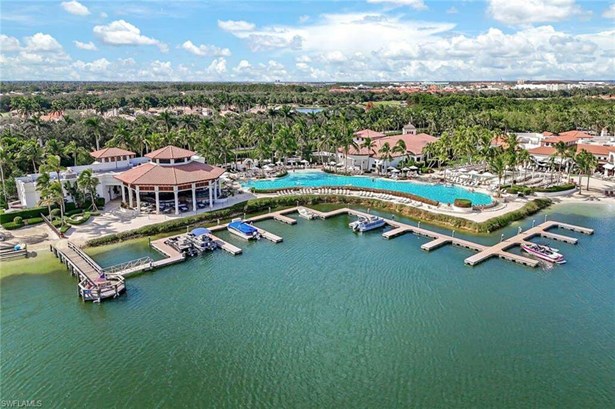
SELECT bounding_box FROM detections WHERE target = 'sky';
[0,0,614,82]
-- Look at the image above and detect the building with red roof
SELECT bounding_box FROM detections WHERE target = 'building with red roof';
[114,145,224,215]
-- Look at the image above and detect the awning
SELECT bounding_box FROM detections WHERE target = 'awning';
[604,164,615,170]
[191,227,211,236]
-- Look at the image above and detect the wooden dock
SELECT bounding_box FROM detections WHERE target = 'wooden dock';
[208,233,242,255]
[149,238,186,268]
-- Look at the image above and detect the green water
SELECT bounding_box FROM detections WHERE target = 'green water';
[1,203,614,408]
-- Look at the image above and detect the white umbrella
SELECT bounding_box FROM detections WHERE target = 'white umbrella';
[300,159,310,164]
[391,169,400,173]
[387,166,397,171]
[408,165,419,170]
[329,161,337,166]
[401,167,410,171]
[481,171,494,177]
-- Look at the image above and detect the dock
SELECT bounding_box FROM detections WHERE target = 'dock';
[463,220,592,266]
[51,205,594,302]
[208,233,242,255]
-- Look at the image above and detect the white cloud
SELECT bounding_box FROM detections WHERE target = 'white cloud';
[487,0,586,25]
[74,40,98,51]
[367,0,427,10]
[73,58,111,72]
[322,50,347,63]
[93,20,168,52]
[61,1,90,16]
[180,40,231,57]
[446,7,458,14]
[207,58,227,74]
[217,20,256,32]
[299,15,310,23]
[0,35,21,52]
[603,4,615,19]
[24,33,63,51]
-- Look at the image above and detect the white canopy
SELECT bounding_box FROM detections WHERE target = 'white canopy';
[604,164,615,170]
[401,167,410,171]
[481,171,494,177]
[391,169,400,173]
[300,159,310,164]
[387,166,397,171]
[408,165,419,170]
[329,161,337,166]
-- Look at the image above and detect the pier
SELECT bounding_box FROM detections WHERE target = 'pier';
[51,205,594,301]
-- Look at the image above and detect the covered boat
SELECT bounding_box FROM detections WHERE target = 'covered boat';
[227,219,261,240]
[188,227,216,252]
[349,215,386,232]
[521,243,566,264]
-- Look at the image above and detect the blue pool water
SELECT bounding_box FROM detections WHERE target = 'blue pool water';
[244,171,493,205]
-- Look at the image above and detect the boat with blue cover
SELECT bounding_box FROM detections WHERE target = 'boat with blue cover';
[227,219,261,240]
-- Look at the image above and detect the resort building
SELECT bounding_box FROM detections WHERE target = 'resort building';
[13,148,149,209]
[114,146,225,215]
[340,124,437,172]
[13,145,224,214]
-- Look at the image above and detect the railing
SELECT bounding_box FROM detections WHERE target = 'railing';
[41,213,64,239]
[67,241,104,275]
[103,256,153,275]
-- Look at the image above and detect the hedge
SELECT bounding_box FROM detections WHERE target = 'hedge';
[453,198,472,208]
[86,195,553,247]
[534,183,576,193]
[66,212,91,225]
[0,197,105,226]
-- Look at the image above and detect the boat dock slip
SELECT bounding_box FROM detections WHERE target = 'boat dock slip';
[463,221,588,267]
[208,233,242,255]
[255,227,283,243]
[149,238,186,268]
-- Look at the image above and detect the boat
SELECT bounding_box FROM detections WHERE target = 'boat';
[298,208,316,220]
[227,219,261,240]
[521,242,566,264]
[349,215,386,232]
[187,227,217,252]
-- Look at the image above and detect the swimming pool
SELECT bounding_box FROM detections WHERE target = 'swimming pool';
[244,171,493,205]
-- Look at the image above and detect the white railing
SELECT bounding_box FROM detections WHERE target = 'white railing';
[103,256,153,275]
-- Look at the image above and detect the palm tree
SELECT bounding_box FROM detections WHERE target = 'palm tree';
[77,169,100,211]
[575,150,598,191]
[488,152,506,189]
[378,142,393,174]
[392,139,407,159]
[553,141,569,183]
[36,173,52,213]
[84,116,104,151]
[19,140,43,173]
[0,143,9,205]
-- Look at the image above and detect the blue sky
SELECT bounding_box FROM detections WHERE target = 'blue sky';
[1,0,614,81]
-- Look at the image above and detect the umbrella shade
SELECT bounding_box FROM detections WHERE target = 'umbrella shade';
[300,159,310,163]
[191,227,211,236]
[401,167,410,171]
[387,166,397,170]
[408,165,419,170]
[391,169,400,173]
[481,171,494,177]
[329,161,337,165]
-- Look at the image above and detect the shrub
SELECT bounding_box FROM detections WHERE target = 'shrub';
[24,217,43,225]
[13,216,23,224]
[534,183,576,193]
[50,208,61,217]
[3,221,24,230]
[66,212,91,225]
[453,198,472,208]
[504,185,533,195]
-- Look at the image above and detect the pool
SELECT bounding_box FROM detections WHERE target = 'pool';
[244,170,493,205]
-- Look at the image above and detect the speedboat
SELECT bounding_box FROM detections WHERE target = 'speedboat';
[298,208,316,220]
[227,219,261,240]
[521,242,566,264]
[349,215,386,232]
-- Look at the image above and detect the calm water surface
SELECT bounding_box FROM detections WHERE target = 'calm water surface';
[1,203,614,408]
[244,170,493,205]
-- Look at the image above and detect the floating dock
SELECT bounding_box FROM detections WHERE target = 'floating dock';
[207,233,242,255]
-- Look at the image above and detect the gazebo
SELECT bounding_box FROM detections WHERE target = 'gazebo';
[114,145,225,215]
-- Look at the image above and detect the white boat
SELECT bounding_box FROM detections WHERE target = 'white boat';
[521,242,566,264]
[349,215,386,232]
[298,208,316,220]
[227,219,261,240]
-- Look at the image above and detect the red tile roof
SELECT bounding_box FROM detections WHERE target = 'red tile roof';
[343,133,437,157]
[90,147,136,159]
[115,161,224,186]
[145,145,195,160]
[528,146,556,156]
[543,130,593,144]
[528,144,615,157]
[354,129,386,139]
